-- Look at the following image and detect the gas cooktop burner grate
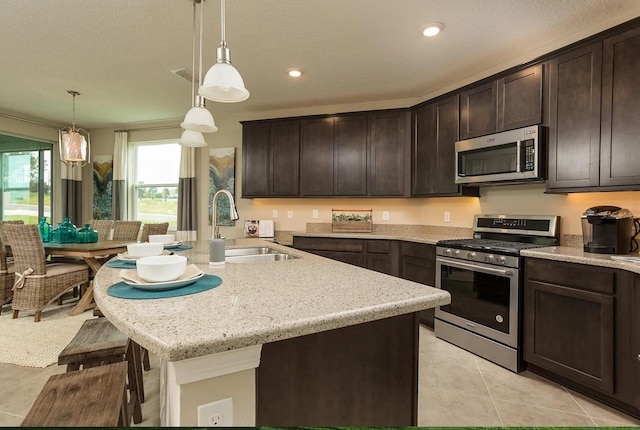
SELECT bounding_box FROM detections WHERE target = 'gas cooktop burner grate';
[437,238,550,255]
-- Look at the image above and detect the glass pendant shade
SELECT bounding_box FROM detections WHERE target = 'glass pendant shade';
[59,130,89,162]
[181,96,218,132]
[179,129,207,147]
[199,59,250,103]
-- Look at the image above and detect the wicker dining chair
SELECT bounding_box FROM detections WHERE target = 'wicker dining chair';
[139,222,169,242]
[89,219,114,241]
[4,224,89,322]
[112,221,142,241]
[0,221,24,314]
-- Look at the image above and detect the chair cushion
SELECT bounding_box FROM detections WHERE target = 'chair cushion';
[45,262,89,277]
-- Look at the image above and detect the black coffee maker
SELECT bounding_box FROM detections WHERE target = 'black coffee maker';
[581,206,634,254]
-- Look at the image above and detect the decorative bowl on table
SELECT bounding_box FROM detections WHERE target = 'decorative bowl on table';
[136,255,187,283]
[148,234,176,245]
[127,242,164,258]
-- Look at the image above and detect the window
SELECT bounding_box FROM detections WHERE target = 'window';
[0,134,52,223]
[130,141,180,231]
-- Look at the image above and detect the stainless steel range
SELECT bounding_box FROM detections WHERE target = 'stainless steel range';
[435,214,560,372]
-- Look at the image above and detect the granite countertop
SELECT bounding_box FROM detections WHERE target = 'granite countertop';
[92,239,451,362]
[522,246,640,275]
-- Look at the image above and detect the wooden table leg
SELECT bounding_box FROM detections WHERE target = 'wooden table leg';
[68,283,96,316]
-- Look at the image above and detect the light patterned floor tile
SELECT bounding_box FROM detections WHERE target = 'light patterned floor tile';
[0,410,24,426]
[420,353,490,397]
[494,399,597,426]
[568,389,640,426]
[418,386,503,426]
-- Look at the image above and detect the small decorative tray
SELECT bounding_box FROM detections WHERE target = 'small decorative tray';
[331,209,373,233]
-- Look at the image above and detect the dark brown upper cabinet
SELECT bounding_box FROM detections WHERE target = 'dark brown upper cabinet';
[547,43,602,190]
[242,119,300,197]
[600,25,640,188]
[368,110,410,197]
[460,64,542,140]
[548,25,640,192]
[300,110,410,197]
[412,95,479,197]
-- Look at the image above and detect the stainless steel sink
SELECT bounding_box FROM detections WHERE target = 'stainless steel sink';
[224,247,280,257]
[224,246,300,263]
[225,253,300,264]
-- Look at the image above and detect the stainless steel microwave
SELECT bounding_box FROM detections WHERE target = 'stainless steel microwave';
[455,125,544,185]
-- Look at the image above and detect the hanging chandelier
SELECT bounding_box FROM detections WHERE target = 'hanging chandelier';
[198,0,249,103]
[181,0,218,139]
[59,90,90,167]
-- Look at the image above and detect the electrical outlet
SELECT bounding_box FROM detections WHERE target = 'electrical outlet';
[287,210,293,219]
[312,209,319,219]
[444,211,451,223]
[382,211,389,221]
[197,397,233,427]
[272,209,278,219]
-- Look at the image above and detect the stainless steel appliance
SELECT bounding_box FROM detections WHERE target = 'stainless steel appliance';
[435,214,560,372]
[581,206,638,254]
[455,125,544,185]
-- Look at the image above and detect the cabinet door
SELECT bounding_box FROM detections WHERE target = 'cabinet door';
[524,259,615,394]
[369,110,409,196]
[600,26,640,187]
[271,120,300,196]
[547,43,602,190]
[300,118,334,196]
[497,64,543,131]
[412,96,460,196]
[312,250,365,267]
[334,115,368,196]
[399,242,436,327]
[242,122,271,197]
[460,81,497,139]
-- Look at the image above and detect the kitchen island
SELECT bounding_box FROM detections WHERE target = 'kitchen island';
[93,239,450,426]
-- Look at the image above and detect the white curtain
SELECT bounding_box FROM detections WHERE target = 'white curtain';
[112,131,128,220]
[176,146,198,242]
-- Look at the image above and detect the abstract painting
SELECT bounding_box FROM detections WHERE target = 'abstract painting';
[92,155,113,220]
[208,147,236,226]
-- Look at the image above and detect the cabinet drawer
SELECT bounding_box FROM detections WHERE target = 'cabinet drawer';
[293,237,364,253]
[526,258,615,295]
[366,240,391,254]
[400,242,435,259]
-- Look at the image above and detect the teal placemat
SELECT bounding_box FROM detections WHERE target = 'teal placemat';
[106,260,137,269]
[107,274,222,299]
[166,244,193,251]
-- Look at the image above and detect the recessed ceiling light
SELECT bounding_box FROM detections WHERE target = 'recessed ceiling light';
[288,69,302,78]
[422,23,443,37]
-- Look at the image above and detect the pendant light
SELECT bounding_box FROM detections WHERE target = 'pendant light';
[179,129,208,147]
[199,0,249,103]
[59,90,90,167]
[181,0,217,143]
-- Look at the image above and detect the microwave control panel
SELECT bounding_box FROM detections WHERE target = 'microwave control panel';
[522,139,535,171]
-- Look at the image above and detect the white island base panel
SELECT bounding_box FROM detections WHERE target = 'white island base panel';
[161,344,263,426]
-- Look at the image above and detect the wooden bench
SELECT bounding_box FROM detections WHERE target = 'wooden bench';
[57,318,143,424]
[22,362,128,426]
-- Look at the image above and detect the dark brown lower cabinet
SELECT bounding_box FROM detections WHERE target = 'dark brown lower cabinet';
[292,236,398,276]
[256,312,419,426]
[398,242,436,327]
[524,258,640,418]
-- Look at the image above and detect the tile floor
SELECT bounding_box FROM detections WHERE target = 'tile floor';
[0,325,638,427]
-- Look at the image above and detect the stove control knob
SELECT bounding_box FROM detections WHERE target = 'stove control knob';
[469,252,477,260]
[498,256,506,265]
[454,250,461,257]
[486,254,495,263]
[444,249,453,257]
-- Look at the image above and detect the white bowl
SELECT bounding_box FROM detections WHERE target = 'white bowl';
[136,255,187,283]
[148,234,175,244]
[127,242,164,258]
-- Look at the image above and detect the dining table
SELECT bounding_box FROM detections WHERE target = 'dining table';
[43,240,135,316]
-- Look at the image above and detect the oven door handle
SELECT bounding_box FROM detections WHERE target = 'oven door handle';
[437,257,514,277]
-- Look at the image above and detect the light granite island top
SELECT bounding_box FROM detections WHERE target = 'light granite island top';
[92,238,450,427]
[521,246,640,275]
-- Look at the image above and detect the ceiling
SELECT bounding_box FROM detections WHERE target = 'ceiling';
[1,0,639,130]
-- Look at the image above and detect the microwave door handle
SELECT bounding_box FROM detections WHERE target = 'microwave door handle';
[515,140,522,172]
[437,257,514,277]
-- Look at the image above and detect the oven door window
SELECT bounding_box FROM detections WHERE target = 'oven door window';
[458,142,518,177]
[439,263,511,334]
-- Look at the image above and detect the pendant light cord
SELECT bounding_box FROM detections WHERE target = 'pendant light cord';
[191,0,197,105]
[198,0,204,87]
[220,0,226,46]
